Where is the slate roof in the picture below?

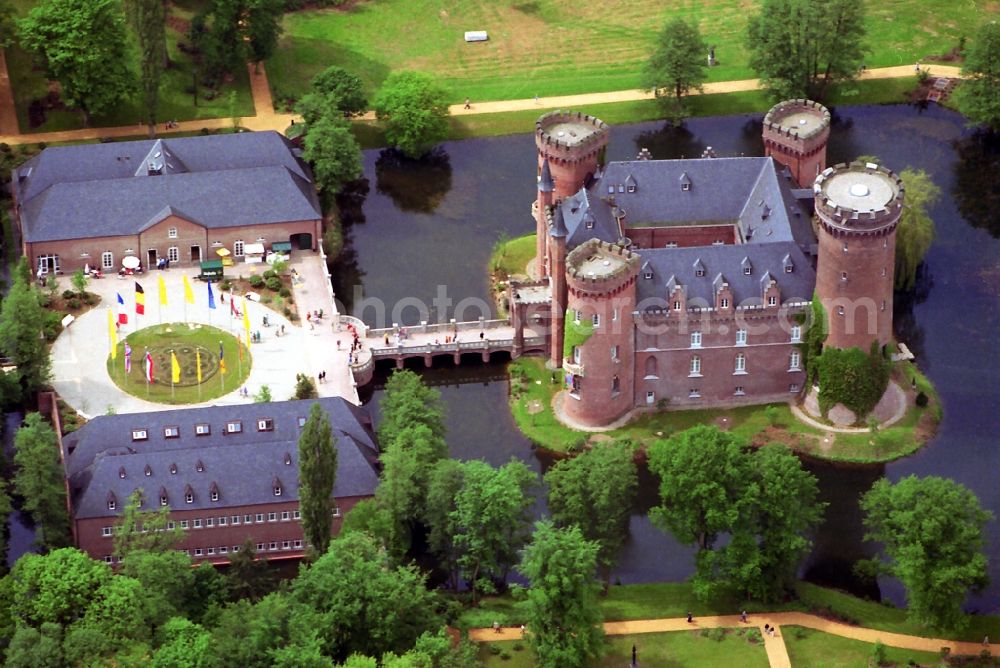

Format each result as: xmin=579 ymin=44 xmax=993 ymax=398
xmin=63 ymin=397 xmax=379 ymax=520
xmin=555 ymin=157 xmax=815 ymax=252
xmin=635 ymin=241 xmax=816 ymax=308
xmin=13 ymin=131 xmax=321 ymax=244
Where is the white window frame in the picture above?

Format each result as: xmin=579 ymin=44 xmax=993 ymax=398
xmin=101 ymin=526 xmax=113 ymax=537
xmin=101 ymin=251 xmax=114 ymax=269
xmin=168 ymin=227 xmax=178 ymax=239
xmin=734 ymin=386 xmax=746 ymax=396
xmin=736 ymin=329 xmax=747 ymax=346
xmin=720 ymin=298 xmax=730 ymax=309
xmin=185 ymin=493 xmax=194 ymax=504
xmin=611 ymin=345 xmax=619 ymax=362
xmin=690 ymin=355 xmax=702 ymax=376
xmin=789 ymin=351 xmax=801 ymax=371
xmin=234 ymin=240 xmax=245 ymax=257
xmin=591 ymin=313 xmax=600 ymax=328
xmin=735 ymin=353 xmax=747 ymax=374
xmin=193 ymin=519 xmax=202 ymax=528
xmin=768 ymin=295 xmax=778 ymax=306
xmin=690 ymin=332 xmax=702 ymax=348
xmin=167 ymin=247 xmax=180 ymax=263
xmin=790 ymin=325 xmax=801 ymax=342
xmin=572 ymin=346 xmax=582 ymax=365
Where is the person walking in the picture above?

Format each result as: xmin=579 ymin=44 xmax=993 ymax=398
xmin=686 ymin=612 xmax=693 ymax=624
xmin=464 ymin=98 xmax=472 ymax=109
xmin=740 ymin=610 xmax=748 ymax=623
xmin=492 ymin=620 xmax=501 ymax=634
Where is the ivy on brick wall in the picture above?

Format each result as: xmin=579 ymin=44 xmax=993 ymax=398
xmin=562 ymin=315 xmax=595 ymax=361
xmin=816 ymin=341 xmax=891 ymax=419
xmin=797 ymin=295 xmax=827 ymax=387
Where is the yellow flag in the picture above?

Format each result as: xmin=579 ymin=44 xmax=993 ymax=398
xmin=171 ymin=351 xmax=181 ymax=384
xmin=242 ymin=297 xmax=251 ymax=341
xmin=107 ymin=308 xmax=118 ymax=360
xmin=196 ymin=348 xmax=202 ymax=383
xmin=158 ymin=275 xmax=168 ymax=306
xmin=182 ymin=274 xmax=195 ymax=305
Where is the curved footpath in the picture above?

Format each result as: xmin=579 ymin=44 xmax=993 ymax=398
xmin=470 ymin=612 xmax=996 ymax=668
xmin=0 ymin=62 xmax=963 ymax=147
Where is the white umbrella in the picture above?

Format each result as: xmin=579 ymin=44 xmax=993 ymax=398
xmin=122 ymin=256 xmax=141 ymax=270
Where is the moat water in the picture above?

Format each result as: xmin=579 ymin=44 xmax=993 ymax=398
xmin=336 ymin=103 xmax=1000 ymax=611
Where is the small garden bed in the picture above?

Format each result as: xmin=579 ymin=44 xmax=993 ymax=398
xmin=219 ymin=268 xmax=300 ymax=323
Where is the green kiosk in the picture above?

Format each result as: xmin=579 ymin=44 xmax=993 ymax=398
xmin=197 ymin=259 xmax=224 ymax=282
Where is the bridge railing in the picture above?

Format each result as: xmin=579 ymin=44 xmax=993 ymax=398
xmin=370 ymin=337 xmax=518 ymax=358
xmin=367 ymin=318 xmax=510 ymax=338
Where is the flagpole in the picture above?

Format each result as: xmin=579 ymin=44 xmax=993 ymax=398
xmin=170 ymin=349 xmax=175 ymax=400
xmin=229 ymin=288 xmax=234 ymax=333
xmin=145 ymin=348 xmax=150 ymax=397
xmin=219 ymin=340 xmax=225 ymax=394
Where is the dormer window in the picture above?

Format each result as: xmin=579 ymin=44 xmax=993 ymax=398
xmin=785 ymin=264 xmax=793 ymax=273
xmin=273 ymin=478 xmax=283 ymax=497
xmin=741 ymin=258 xmax=752 ymax=276
xmin=144 ymin=464 xmax=152 ymax=477
xmin=118 ymin=467 xmax=126 ymax=479
xmin=695 ymin=268 xmax=705 ymax=277
xmin=617 ymin=184 xmax=624 ymax=193
xmin=170 ymin=462 xmax=177 ymax=474
xmin=673 ymin=301 xmax=682 ymax=311
xmin=159 ymin=489 xmax=168 ymax=506
xmin=226 ymin=421 xmax=242 ymax=434
xmin=210 ymin=483 xmax=220 ymax=502
xmin=196 ymin=459 xmax=204 ymax=473
xmin=720 ymin=298 xmax=730 ymax=309
xmin=627 ymin=184 xmax=636 ymax=193
xmin=768 ymin=296 xmax=778 ymax=306
xmin=297 ymin=417 xmax=307 ymax=427
xmin=164 ymin=426 xmax=179 ymax=439
xmin=644 ymin=270 xmax=652 ymax=279
xmin=107 ymin=493 xmax=117 ymax=511
xmin=607 ymin=184 xmax=614 ymax=194
xmin=184 ymin=485 xmax=194 ymax=504
xmin=744 ymin=267 xmax=751 ymax=275
xmin=257 ymin=418 xmax=273 ymax=432
xmin=761 ymin=205 xmax=771 ymax=219
xmin=132 ymin=429 xmax=148 ymax=441
xmin=679 ymin=173 xmax=692 ymax=191
xmin=682 ymin=183 xmax=691 ymax=192
xmin=284 ymin=452 xmax=292 ymax=466
xmin=195 ymin=423 xmax=210 ymax=436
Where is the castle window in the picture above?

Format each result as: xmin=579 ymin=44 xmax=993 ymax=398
xmin=611 ymin=345 xmax=619 ymax=362
xmin=170 ymin=463 xmax=177 ymax=474
xmin=790 ymin=325 xmax=801 ymax=342
xmin=592 ymin=313 xmax=600 ymax=328
xmin=689 ymin=356 xmax=702 ymax=376
xmin=734 ymin=353 xmax=747 ymax=374
xmin=644 ymin=356 xmax=658 ymax=379
xmin=611 ymin=375 xmax=620 ymax=396
xmin=572 ymin=346 xmax=581 ymax=365
xmin=843 ymin=242 xmax=848 ymax=253
xmin=211 ymin=490 xmax=219 ymax=502
xmin=736 ymin=329 xmax=747 ymax=346
xmin=720 ymin=298 xmax=730 ymax=309
xmin=219 ymin=516 xmax=227 ymax=525
xmin=144 ymin=464 xmax=152 ymax=476
xmin=196 ymin=460 xmax=204 ymax=472
xmin=841 ymin=271 xmax=848 ymax=282
xmin=608 ymin=185 xmax=615 ymax=194
xmin=768 ymin=296 xmax=778 ymax=306
xmin=744 ymin=266 xmax=751 ymax=275
xmin=646 ymin=391 xmax=655 ymax=405
xmin=185 ymin=492 xmax=194 ymax=504
xmin=695 ymin=268 xmax=705 ymax=277
xmin=785 ymin=264 xmax=794 ymax=273
xmin=790 ymin=351 xmax=801 ymax=370
xmin=673 ymin=300 xmax=682 ymax=311
xmin=881 ymin=267 xmax=887 ymax=277
xmin=734 ymin=386 xmax=746 ymax=396
xmin=881 ymin=300 xmax=886 ymax=311
xmin=273 ymin=484 xmax=282 ymax=497
xmin=644 ymin=270 xmax=653 ymax=279
xmin=102 ymin=526 xmax=113 ymax=537
xmin=118 ymin=467 xmax=126 ymax=479
xmin=160 ymin=493 xmax=168 ymax=506
xmin=612 ymin=308 xmax=618 ymax=321
xmin=690 ymin=332 xmax=702 ymax=348
xmin=883 ymin=238 xmax=888 ymax=249
xmin=107 ymin=497 xmax=117 ymax=511
xmin=618 ymin=184 xmax=624 ymax=193
xmin=573 ymin=309 xmax=581 ymax=324
xmin=627 ymin=184 xmax=636 ymax=193
xmin=179 ymin=520 xmax=188 ymax=529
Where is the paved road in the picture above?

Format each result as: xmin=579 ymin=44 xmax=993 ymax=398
xmin=0 ymin=60 xmax=964 ymax=146
xmin=470 ymin=611 xmax=996 ymax=667
xmin=49 ymin=254 xmax=356 ymax=418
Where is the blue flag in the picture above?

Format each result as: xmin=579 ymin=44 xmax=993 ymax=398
xmin=207 ymin=281 xmax=216 ymax=310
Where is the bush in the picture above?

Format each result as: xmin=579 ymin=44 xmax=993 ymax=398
xmin=512 ymin=643 xmax=524 ymax=652
xmin=499 ymin=650 xmax=511 ymax=661
xmin=871 ymin=640 xmax=887 ymax=666
xmin=62 ymin=289 xmax=75 ymax=300
xmin=248 ymin=274 xmax=264 ymax=288
xmin=745 ymin=628 xmax=763 ymax=644
xmin=218 ymin=279 xmax=231 ymax=292
xmin=283 ymin=307 xmax=292 ymax=319
xmin=262 ymin=269 xmax=277 ymax=280
xmin=265 ymin=276 xmax=282 ymax=292
xmin=700 ymin=627 xmax=727 ymax=642
xmin=487 ymin=646 xmax=501 ymax=656
xmin=67 ymin=298 xmax=81 ymax=310
xmin=816 ymin=341 xmax=891 ymax=419
xmin=278 ymin=287 xmax=291 ymax=298
xmin=763 ymin=405 xmax=781 ymax=427
xmin=82 ymin=293 xmax=97 ymax=305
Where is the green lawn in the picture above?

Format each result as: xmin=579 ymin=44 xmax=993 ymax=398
xmin=105 ymin=323 xmax=251 ymax=405
xmin=783 ymin=626 xmax=949 ymax=667
xmin=491 ymin=233 xmax=536 ymax=280
xmin=270 ymin=0 xmax=990 ymax=104
xmin=6 ymin=0 xmax=254 ymax=134
xmin=479 ymin=629 xmax=768 ymax=668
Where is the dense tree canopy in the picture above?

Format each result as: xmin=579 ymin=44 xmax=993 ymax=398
xmin=423 ymin=459 xmax=465 ymax=591
xmin=895 ymin=168 xmax=941 ymax=291
xmin=12 ymin=413 xmax=70 ymax=551
xmin=302 ymin=115 xmax=363 ymax=197
xmin=746 ymin=0 xmax=866 ymax=101
xmin=861 ymin=475 xmax=992 ymax=630
xmin=123 ymin=0 xmax=167 ymax=136
xmin=298 ymin=402 xmax=338 ymax=556
xmin=0 ymin=0 xmax=18 ymax=49
xmin=545 ymin=442 xmax=637 ymax=591
xmin=642 ymin=18 xmax=709 ymax=118
xmin=0 ymin=263 xmax=52 ymax=401
xmin=373 ymin=71 xmax=450 ymax=158
xmin=957 ymin=21 xmax=1000 ymax=132
xmin=18 ymin=0 xmax=136 ymax=123
xmin=298 ymin=66 xmax=368 ymax=121
xmin=520 ymin=522 xmax=604 ymax=668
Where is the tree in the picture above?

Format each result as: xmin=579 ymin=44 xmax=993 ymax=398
xmin=150 ymin=617 xmax=212 ymax=668
xmin=124 ymin=0 xmax=167 ymax=137
xmin=519 ymin=522 xmax=604 ymax=668
xmin=453 ymin=459 xmax=536 ymax=602
xmin=895 ymin=168 xmax=940 ymax=291
xmin=113 ymin=489 xmax=184 ymax=558
xmin=208 ymin=593 xmax=294 ymax=668
xmin=302 ymin=114 xmax=363 ymax=196
xmin=545 ymin=442 xmax=638 ymax=592
xmin=13 ymin=412 xmax=70 ymax=550
xmin=9 ymin=548 xmax=111 ymax=628
xmin=70 ymin=269 xmax=88 ymax=295
xmin=378 ymin=369 xmax=446 ymax=444
xmin=121 ymin=550 xmax=196 ymax=628
xmin=373 ymin=71 xmax=450 ymax=158
xmin=293 ymin=373 xmax=318 ymax=399
xmin=195 ymin=0 xmax=245 ymax=82
xmin=746 ymin=0 xmax=866 ymax=101
xmin=423 ymin=459 xmax=465 ymax=591
xmin=246 ymin=0 xmax=284 ymax=67
xmin=0 ymin=481 xmax=13 ymax=572
xmin=4 ymin=623 xmax=64 ymax=668
xmin=0 ymin=263 xmax=52 ymax=400
xmin=860 ymin=475 xmax=992 ymax=630
xmin=298 ymin=401 xmax=338 ymax=555
xmin=642 ymin=18 xmax=708 ymax=119
xmin=290 ymin=531 xmax=440 ymax=662
xmin=18 ymin=0 xmax=135 ymax=124
xmin=0 ymin=0 xmax=17 ymax=49
xmin=254 ymin=384 xmax=272 ymax=403
xmin=305 ymin=66 xmax=368 ymax=118
xmin=957 ymin=21 xmax=1000 ymax=131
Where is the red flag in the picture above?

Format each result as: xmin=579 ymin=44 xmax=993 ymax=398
xmin=230 ymin=295 xmax=237 ymax=317
xmin=135 ymin=282 xmax=146 ymax=315
xmin=116 ymin=293 xmax=128 ymax=324
xmin=145 ymin=351 xmax=154 ymax=382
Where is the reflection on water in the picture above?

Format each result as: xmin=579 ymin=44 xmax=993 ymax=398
xmin=375 ymin=149 xmax=453 ymax=214
xmin=339 ymin=103 xmax=1000 ymax=611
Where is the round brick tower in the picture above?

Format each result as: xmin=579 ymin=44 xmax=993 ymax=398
xmin=561 ymin=239 xmax=640 ymax=428
xmin=762 ymin=99 xmax=831 ymax=188
xmin=814 ymin=162 xmax=904 ymax=351
xmin=534 ymin=111 xmax=609 ymax=277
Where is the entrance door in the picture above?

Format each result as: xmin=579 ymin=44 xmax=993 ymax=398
xmin=190 ymin=245 xmax=201 ymax=263
xmin=37 ymin=254 xmax=60 ymax=274
xmin=290 ymin=233 xmax=312 ymax=251
xmin=147 ymin=249 xmax=158 ymax=268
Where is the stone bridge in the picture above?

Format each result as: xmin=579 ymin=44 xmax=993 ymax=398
xmin=339 ymin=316 xmax=548 ymax=387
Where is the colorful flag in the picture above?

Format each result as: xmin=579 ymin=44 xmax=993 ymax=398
xmin=242 ymin=297 xmax=251 ymax=341
xmin=107 ymin=308 xmax=118 ymax=360
xmin=196 ymin=348 xmax=202 ymax=383
xmin=230 ymin=294 xmax=238 ymax=317
xmin=145 ymin=351 xmax=154 ymax=383
xmin=219 ymin=341 xmax=226 ymax=375
xmin=182 ymin=274 xmax=195 ymax=305
xmin=207 ymin=282 xmax=216 ymax=310
xmin=135 ymin=282 xmax=145 ymax=315
xmin=158 ymin=275 xmax=168 ymax=307
xmin=171 ymin=351 xmax=181 ymax=384
xmin=124 ymin=342 xmax=132 ymax=374
xmin=116 ymin=293 xmax=128 ymax=325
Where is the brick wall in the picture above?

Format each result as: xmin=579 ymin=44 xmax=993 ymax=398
xmin=628 ymin=225 xmax=737 ymax=249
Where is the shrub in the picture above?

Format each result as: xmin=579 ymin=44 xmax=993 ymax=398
xmin=871 ymin=640 xmax=886 ymax=667
xmin=82 ymin=293 xmax=97 ymax=305
xmin=248 ymin=274 xmax=264 ymax=288
xmin=218 ymin=279 xmax=231 ymax=292
xmin=62 ymin=289 xmax=75 ymax=300
xmin=764 ymin=405 xmax=781 ymax=427
xmin=262 ymin=269 xmax=277 ymax=280
xmin=283 ymin=307 xmax=292 ymax=319
xmin=816 ymin=341 xmax=891 ymax=419
xmin=499 ymin=650 xmax=511 ymax=660
xmin=512 ymin=643 xmax=524 ymax=652
xmin=265 ymin=276 xmax=282 ymax=292
xmin=278 ymin=287 xmax=291 ymax=298
xmin=700 ymin=627 xmax=726 ymax=642
xmin=67 ymin=298 xmax=81 ymax=310
xmin=487 ymin=646 xmax=501 ymax=656
xmin=745 ymin=628 xmax=763 ymax=644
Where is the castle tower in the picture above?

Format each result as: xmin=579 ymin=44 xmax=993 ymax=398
xmin=814 ymin=162 xmax=904 ymax=351
xmin=762 ymin=99 xmax=831 ymax=188
xmin=561 ymin=239 xmax=640 ymax=428
xmin=549 ymin=207 xmax=568 ymax=368
xmin=534 ymin=111 xmax=609 ymax=277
